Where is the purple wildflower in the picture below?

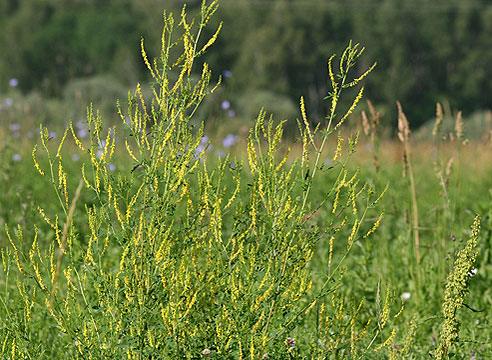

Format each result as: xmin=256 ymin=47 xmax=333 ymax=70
xmin=195 ymin=144 xmax=206 ymax=156
xmin=5 ymin=98 xmax=13 ymax=108
xmin=221 ymin=100 xmax=230 ymax=110
xmin=12 ymin=154 xmax=21 ymax=162
xmin=109 ymin=163 xmax=116 ymax=171
xmin=10 ymin=123 xmax=20 ymax=132
xmin=223 ymin=70 xmax=232 ymax=78
xmin=222 ymin=134 xmax=238 ymax=148
xmin=227 ymin=109 xmax=236 ymax=117
xmin=78 ymin=128 xmax=87 ymax=139
xmin=9 ymin=78 xmax=18 ymax=87
xmin=124 ymin=116 xmax=132 ymax=128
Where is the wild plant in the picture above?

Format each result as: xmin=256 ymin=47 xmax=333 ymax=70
xmin=361 ymin=99 xmax=380 ymax=173
xmin=435 ymin=215 xmax=481 ymax=359
xmin=5 ymin=1 xmax=480 ymax=359
xmin=396 ymin=102 xmax=422 ymax=304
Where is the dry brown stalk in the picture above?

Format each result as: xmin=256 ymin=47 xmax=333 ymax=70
xmin=433 ymin=103 xmax=443 ymax=137
xmin=361 ymin=100 xmax=380 ymax=172
xmin=397 ymin=102 xmax=421 ymax=292
xmin=454 ymin=111 xmax=464 ymax=140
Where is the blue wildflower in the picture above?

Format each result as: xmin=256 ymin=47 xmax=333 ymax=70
xmin=221 ymin=100 xmax=230 ymax=110
xmin=222 ymin=134 xmax=238 ymax=148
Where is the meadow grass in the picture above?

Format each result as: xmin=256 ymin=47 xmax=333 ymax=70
xmin=1 ymin=1 xmax=491 ymax=359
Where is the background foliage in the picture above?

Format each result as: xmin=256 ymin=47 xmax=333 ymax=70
xmin=2 ymin=0 xmax=492 ymax=128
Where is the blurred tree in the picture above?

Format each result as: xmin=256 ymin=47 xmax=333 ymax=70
xmin=1 ymin=0 xmax=492 ymax=129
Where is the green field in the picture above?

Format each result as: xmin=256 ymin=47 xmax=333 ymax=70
xmin=1 ymin=2 xmax=492 ymax=359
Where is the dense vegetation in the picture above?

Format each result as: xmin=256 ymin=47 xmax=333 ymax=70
xmin=2 ymin=0 xmax=492 ymax=127
xmin=1 ymin=1 xmax=491 ymax=359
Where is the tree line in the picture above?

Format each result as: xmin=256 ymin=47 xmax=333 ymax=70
xmin=1 ymin=0 xmax=491 ymax=127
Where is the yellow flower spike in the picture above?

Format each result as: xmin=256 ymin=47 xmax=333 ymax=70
xmin=374 ymin=328 xmax=396 ymax=351
xmin=334 ymin=86 xmax=365 ymax=131
xmin=38 ymin=207 xmax=56 ymax=229
xmin=102 ymin=225 xmax=110 ymax=255
xmin=50 ymin=242 xmax=56 ymax=284
xmin=62 ymin=170 xmax=69 ymax=209
xmin=29 ymin=226 xmax=38 ymax=262
xmin=11 ymin=338 xmax=15 ymax=360
xmin=58 ymin=160 xmax=64 ymax=189
xmin=333 ymin=132 xmax=343 ymax=161
xmin=94 ymin=164 xmax=100 ymax=191
xmin=107 ymin=183 xmax=113 ymax=205
xmin=364 ymin=212 xmax=384 ymax=238
xmin=247 ymin=137 xmax=258 ymax=175
xmin=39 ymin=124 xmax=48 ymax=149
xmin=141 ymin=38 xmax=157 ymax=80
xmin=300 ymin=97 xmax=315 ymax=146
xmin=1 ymin=249 xmax=6 ymax=272
xmin=64 ymin=266 xmax=73 ymax=289
xmin=381 ymin=285 xmax=391 ymax=328
xmin=125 ymin=138 xmax=138 ymax=162
xmin=5 ymin=227 xmax=29 ymax=276
xmin=356 ymin=319 xmax=371 ymax=342
xmin=253 ymin=282 xmax=274 ymax=311
xmin=328 ymin=54 xmax=337 ymax=91
xmin=305 ymin=299 xmax=317 ymax=315
xmin=147 ymin=329 xmax=154 ymax=348
xmin=56 ymin=127 xmax=69 ymax=158
xmin=81 ymin=163 xmax=91 ymax=189
xmin=103 ymin=127 xmax=112 ymax=159
xmin=344 ymin=168 xmax=359 ymax=187
xmin=33 ymin=261 xmax=48 ymax=293
xmin=373 ymin=182 xmax=389 ymax=205
xmin=136 ymin=83 xmax=149 ymax=124
xmin=250 ymin=336 xmax=256 ymax=360
xmin=32 ymin=144 xmax=45 ymax=176
xmin=134 ymin=212 xmax=145 ymax=247
xmin=347 ymin=218 xmax=359 ymax=249
xmin=126 ymin=183 xmax=144 ymax=224
xmin=394 ymin=302 xmax=405 ymax=319
xmin=70 ymin=121 xmax=85 ymax=151
xmin=54 ymin=215 xmax=64 ymax=252
xmin=197 ymin=22 xmax=222 ymax=57
xmin=346 ymin=62 xmax=377 ymax=88
xmin=332 ymin=188 xmax=341 ymax=214
xmin=327 ymin=235 xmax=335 ymax=269
xmin=347 ymin=180 xmax=360 ymax=215
xmin=340 ymin=43 xmax=351 ymax=75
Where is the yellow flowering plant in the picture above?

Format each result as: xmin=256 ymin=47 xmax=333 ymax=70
xmin=3 ymin=1 xmax=465 ymax=359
